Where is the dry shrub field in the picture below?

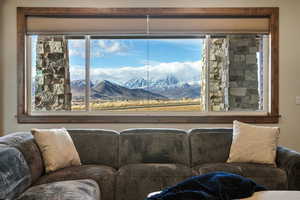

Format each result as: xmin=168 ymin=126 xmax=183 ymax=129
xmin=72 ymin=98 xmax=202 ymax=111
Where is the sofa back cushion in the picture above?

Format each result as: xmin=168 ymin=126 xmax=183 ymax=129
xmin=189 ymin=128 xmax=233 ymax=167
xmin=68 ymin=129 xmax=119 ymax=169
xmin=119 ymin=128 xmax=189 ymax=166
xmin=0 ymin=132 xmax=44 ymax=183
xmin=0 ymin=144 xmax=31 ymax=200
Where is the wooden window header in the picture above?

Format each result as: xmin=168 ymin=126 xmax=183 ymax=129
xmin=27 ymin=16 xmax=269 ymax=34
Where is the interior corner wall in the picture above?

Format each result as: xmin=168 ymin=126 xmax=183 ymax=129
xmin=0 ymin=0 xmax=6 ymax=136
xmin=1 ymin=0 xmax=300 ymax=151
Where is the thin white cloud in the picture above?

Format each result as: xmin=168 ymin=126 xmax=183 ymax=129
xmin=97 ymin=40 xmax=128 ymax=54
xmin=70 ymin=65 xmax=85 ymax=80
xmin=68 ymin=39 xmax=104 ymax=58
xmin=69 ymin=48 xmax=85 ymax=58
xmin=68 ymin=40 xmax=85 ymax=58
xmin=70 ymin=40 xmax=85 ymax=48
xmin=91 ymin=49 xmax=103 ymax=58
xmin=70 ymin=61 xmax=202 ymax=85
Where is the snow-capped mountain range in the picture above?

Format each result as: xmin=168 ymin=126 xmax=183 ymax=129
xmin=71 ymin=74 xmax=201 ymax=100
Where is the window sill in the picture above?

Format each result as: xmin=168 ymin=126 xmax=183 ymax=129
xmin=17 ymin=113 xmax=280 ymax=124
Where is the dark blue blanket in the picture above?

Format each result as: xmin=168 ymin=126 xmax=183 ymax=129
xmin=146 ymin=172 xmax=266 ymax=200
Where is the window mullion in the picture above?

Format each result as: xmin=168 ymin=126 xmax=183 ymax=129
xmin=263 ymin=35 xmax=270 ymax=113
xmin=205 ymin=35 xmax=210 ymax=112
xmin=27 ymin=35 xmax=32 ymax=115
xmin=85 ymin=35 xmax=91 ymax=112
xmin=224 ymin=36 xmax=230 ymax=111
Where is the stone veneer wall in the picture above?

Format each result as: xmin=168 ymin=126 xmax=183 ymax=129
xmin=200 ymin=35 xmax=261 ymax=111
xmin=34 ymin=36 xmax=71 ymax=111
xmin=208 ymin=38 xmax=229 ymax=111
xmin=228 ymin=35 xmax=259 ymax=111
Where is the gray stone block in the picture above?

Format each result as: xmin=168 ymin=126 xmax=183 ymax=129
xmin=245 ymin=70 xmax=257 ymax=81
xmin=229 ymin=88 xmax=247 ymax=97
xmin=246 ymin=55 xmax=257 ymax=64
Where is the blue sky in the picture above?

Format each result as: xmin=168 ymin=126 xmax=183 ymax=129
xmin=67 ymin=38 xmax=203 ymax=68
xmin=89 ymin=39 xmax=203 ymax=68
xmin=32 ymin=36 xmax=204 ymax=84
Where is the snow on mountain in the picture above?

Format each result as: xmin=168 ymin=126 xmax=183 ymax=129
xmin=70 ymin=80 xmax=94 ymax=100
xmin=125 ymin=74 xmax=182 ymax=89
xmin=71 ymin=80 xmax=94 ymax=91
xmin=123 ymin=74 xmax=201 ymax=99
xmin=124 ymin=78 xmax=148 ymax=89
xmin=124 ymin=74 xmax=200 ymax=89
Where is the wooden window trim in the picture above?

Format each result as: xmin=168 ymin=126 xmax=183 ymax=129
xmin=17 ymin=7 xmax=280 ymax=124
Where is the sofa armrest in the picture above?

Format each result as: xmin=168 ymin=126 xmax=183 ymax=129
xmin=276 ymin=146 xmax=300 ymax=190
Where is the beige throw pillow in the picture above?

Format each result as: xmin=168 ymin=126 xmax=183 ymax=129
xmin=227 ymin=120 xmax=280 ymax=165
xmin=31 ymin=128 xmax=81 ymax=173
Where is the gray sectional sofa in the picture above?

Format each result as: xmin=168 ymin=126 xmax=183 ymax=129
xmin=1 ymin=128 xmax=300 ymax=200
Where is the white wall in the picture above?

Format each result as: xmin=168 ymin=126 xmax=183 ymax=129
xmin=1 ymin=0 xmax=300 ymax=151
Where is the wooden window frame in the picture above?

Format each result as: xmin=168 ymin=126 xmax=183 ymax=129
xmin=17 ymin=7 xmax=279 ymax=124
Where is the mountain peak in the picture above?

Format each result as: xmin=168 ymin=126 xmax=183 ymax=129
xmin=165 ymin=74 xmax=179 ymax=85
xmin=102 ymin=80 xmax=112 ymax=84
xmin=124 ymin=78 xmax=148 ymax=89
xmin=70 ymin=79 xmax=94 ymax=88
xmin=99 ymin=80 xmax=114 ymax=86
xmin=91 ymin=79 xmax=167 ymax=100
xmin=124 ymin=74 xmax=180 ymax=89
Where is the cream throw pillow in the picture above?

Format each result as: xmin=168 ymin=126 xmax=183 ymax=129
xmin=31 ymin=128 xmax=81 ymax=173
xmin=227 ymin=120 xmax=280 ymax=165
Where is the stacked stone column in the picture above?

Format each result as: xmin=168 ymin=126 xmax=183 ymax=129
xmin=200 ymin=38 xmax=229 ymax=112
xmin=34 ymin=36 xmax=71 ymax=111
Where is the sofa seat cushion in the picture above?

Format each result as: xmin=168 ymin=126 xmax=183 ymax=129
xmin=194 ymin=163 xmax=288 ymax=190
xmin=116 ymin=163 xmax=193 ymax=200
xmin=195 ymin=162 xmax=243 ymax=176
xmin=16 ymin=179 xmax=100 ymax=200
xmin=34 ymin=165 xmax=115 ymax=200
xmin=236 ymin=163 xmax=288 ymax=190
